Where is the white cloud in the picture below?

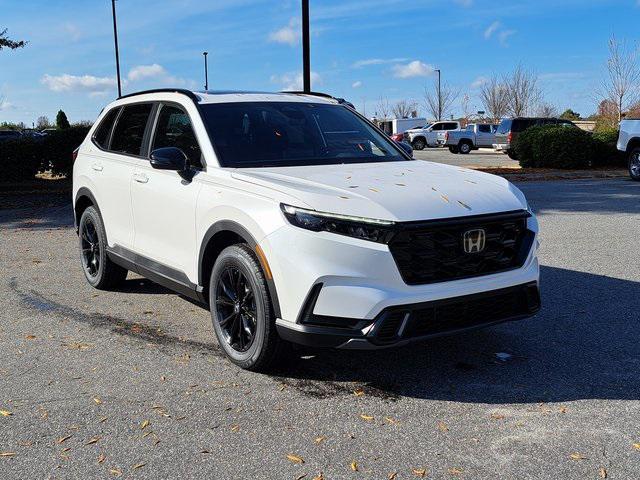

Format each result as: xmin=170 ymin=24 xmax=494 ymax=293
xmin=271 ymin=71 xmax=322 ymax=91
xmin=269 ymin=18 xmax=299 ymax=46
xmin=352 ymin=58 xmax=408 ymax=68
xmin=41 ymin=74 xmax=117 ymax=94
xmin=127 ymin=64 xmax=166 ymax=82
xmin=484 ymin=21 xmax=500 ymax=39
xmin=0 ymin=98 xmax=15 ymax=111
xmin=392 ymin=60 xmax=434 ymax=79
xmin=352 ymin=81 xmax=362 ymax=88
xmin=498 ymin=30 xmax=516 ymax=46
xmin=471 ymin=76 xmax=488 ymax=89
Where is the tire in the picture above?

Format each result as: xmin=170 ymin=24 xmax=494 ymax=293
xmin=507 ymin=149 xmax=519 ymax=161
xmin=448 ymin=146 xmax=459 ymax=154
xmin=412 ymin=138 xmax=426 ymax=151
xmin=458 ymin=142 xmax=472 ymax=154
xmin=209 ymin=244 xmax=284 ymax=371
xmin=628 ymin=147 xmax=640 ymax=181
xmin=78 ymin=206 xmax=128 ymax=289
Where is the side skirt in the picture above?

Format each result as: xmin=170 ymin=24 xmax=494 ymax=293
xmin=107 ymin=245 xmax=206 ymax=304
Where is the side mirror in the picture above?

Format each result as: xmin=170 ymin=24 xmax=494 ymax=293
xmin=395 ymin=140 xmax=413 ymax=158
xmin=150 ymin=147 xmax=189 ymax=171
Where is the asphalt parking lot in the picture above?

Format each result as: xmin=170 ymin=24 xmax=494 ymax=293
xmin=413 ymin=147 xmax=520 ymax=169
xmin=1 ymin=177 xmax=640 ymax=479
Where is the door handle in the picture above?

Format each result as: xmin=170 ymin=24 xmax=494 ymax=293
xmin=133 ymin=173 xmax=149 ymax=184
xmin=92 ymin=164 xmax=103 ymax=172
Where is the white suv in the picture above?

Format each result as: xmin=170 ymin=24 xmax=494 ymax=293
xmin=73 ymin=89 xmax=540 ymax=371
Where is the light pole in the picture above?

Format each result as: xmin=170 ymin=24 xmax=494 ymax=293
xmin=302 ymin=0 xmax=311 ymax=93
xmin=203 ymin=52 xmax=209 ymax=91
xmin=111 ymin=0 xmax=122 ymax=98
xmin=435 ymin=68 xmax=441 ymax=121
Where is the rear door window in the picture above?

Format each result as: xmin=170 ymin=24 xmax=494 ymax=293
xmin=93 ymin=107 xmax=120 ymax=149
xmin=443 ymin=123 xmax=458 ymax=130
xmin=478 ymin=124 xmax=491 ymax=133
xmin=110 ymin=103 xmax=153 ymax=156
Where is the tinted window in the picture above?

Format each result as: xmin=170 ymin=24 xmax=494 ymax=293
xmin=93 ymin=108 xmax=120 ymax=149
xmin=110 ymin=103 xmax=153 ymax=156
xmin=496 ymin=119 xmax=512 ymax=134
xmin=200 ymin=102 xmax=405 ymax=168
xmin=478 ymin=124 xmax=491 ymax=133
xmin=443 ymin=123 xmax=458 ymax=130
xmin=431 ymin=123 xmax=443 ymax=131
xmin=152 ymin=104 xmax=202 ymax=168
xmin=511 ymin=119 xmax=536 ymax=132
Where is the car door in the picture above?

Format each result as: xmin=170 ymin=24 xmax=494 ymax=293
xmin=427 ymin=123 xmax=442 ymax=146
xmin=130 ymin=102 xmax=203 ymax=280
xmin=476 ymin=124 xmax=494 ymax=147
xmin=86 ymin=105 xmax=151 ymax=250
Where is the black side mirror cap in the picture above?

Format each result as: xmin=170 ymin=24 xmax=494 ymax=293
xmin=150 ymin=147 xmax=189 ymax=171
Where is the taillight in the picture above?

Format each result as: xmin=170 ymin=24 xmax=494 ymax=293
xmin=445 ymin=132 xmax=449 ymax=141
xmin=72 ymin=147 xmax=79 ymax=162
xmin=507 ymin=132 xmax=513 ymax=144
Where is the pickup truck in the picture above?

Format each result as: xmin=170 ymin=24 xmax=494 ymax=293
xmin=403 ymin=121 xmax=461 ymax=150
xmin=617 ymin=119 xmax=640 ymax=181
xmin=444 ymin=123 xmax=496 ymax=154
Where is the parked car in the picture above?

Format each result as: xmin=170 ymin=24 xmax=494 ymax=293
xmin=73 ymin=89 xmax=540 ymax=371
xmin=21 ymin=129 xmax=46 ymax=141
xmin=493 ymin=117 xmax=576 ymax=160
xmin=377 ymin=118 xmax=428 ymax=137
xmin=444 ymin=123 xmax=497 ymax=154
xmin=617 ymin=119 xmax=640 ymax=181
xmin=40 ymin=128 xmax=57 ymax=135
xmin=0 ymin=130 xmax=23 ymax=143
xmin=404 ymin=121 xmax=461 ymax=150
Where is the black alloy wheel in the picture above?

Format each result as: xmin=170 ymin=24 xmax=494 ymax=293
xmin=629 ymin=147 xmax=640 ymax=181
xmin=215 ymin=266 xmax=257 ymax=353
xmin=80 ymin=217 xmax=101 ymax=278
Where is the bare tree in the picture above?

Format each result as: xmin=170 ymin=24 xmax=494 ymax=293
xmin=375 ymin=96 xmax=391 ymax=121
xmin=503 ymin=65 xmax=540 ymax=117
xmin=479 ymin=75 xmax=509 ymax=123
xmin=36 ymin=116 xmax=51 ymax=130
xmin=536 ymin=102 xmax=558 ymax=118
xmin=391 ymin=99 xmax=418 ymax=119
xmin=460 ymin=93 xmax=472 ymax=125
xmin=424 ymin=79 xmax=458 ymax=120
xmin=599 ymin=35 xmax=640 ymax=122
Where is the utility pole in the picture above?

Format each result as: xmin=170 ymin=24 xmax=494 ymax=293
xmin=302 ymin=0 xmax=311 ymax=93
xmin=203 ymin=52 xmax=209 ymax=91
xmin=435 ymin=68 xmax=441 ymax=121
xmin=111 ymin=0 xmax=122 ymax=98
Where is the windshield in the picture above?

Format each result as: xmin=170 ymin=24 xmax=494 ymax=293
xmin=496 ymin=119 xmax=512 ymax=134
xmin=200 ymin=102 xmax=406 ymax=167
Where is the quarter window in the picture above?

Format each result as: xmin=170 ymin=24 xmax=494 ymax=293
xmin=151 ymin=105 xmax=202 ymax=168
xmin=93 ymin=107 xmax=120 ymax=149
xmin=478 ymin=125 xmax=491 ymax=133
xmin=110 ymin=103 xmax=153 ymax=156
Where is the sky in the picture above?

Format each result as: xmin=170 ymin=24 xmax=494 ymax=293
xmin=1 ymin=0 xmax=640 ymax=126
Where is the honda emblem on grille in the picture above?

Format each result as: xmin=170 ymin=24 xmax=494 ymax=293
xmin=463 ymin=229 xmax=486 ymax=253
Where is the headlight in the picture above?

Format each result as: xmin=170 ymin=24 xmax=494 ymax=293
xmin=281 ymin=204 xmax=395 ymax=244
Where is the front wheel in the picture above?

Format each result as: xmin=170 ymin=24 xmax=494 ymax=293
xmin=628 ymin=147 xmax=640 ymax=181
xmin=411 ymin=138 xmax=426 ymax=150
xmin=448 ymin=146 xmax=459 ymax=154
xmin=209 ymin=244 xmax=284 ymax=371
xmin=458 ymin=142 xmax=472 ymax=154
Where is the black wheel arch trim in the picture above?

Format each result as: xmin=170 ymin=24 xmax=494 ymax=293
xmin=74 ymin=187 xmax=99 ymax=232
xmin=626 ymin=137 xmax=640 ymax=152
xmin=198 ymin=220 xmax=281 ymax=318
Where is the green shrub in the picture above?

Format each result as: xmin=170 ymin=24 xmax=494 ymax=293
xmin=0 ymin=125 xmax=90 ymax=182
xmin=515 ymin=124 xmax=623 ymax=169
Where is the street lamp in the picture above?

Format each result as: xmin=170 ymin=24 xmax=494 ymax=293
xmin=302 ymin=0 xmax=311 ymax=93
xmin=111 ymin=0 xmax=122 ymax=98
xmin=435 ymin=68 xmax=441 ymax=121
xmin=203 ymin=52 xmax=209 ymax=91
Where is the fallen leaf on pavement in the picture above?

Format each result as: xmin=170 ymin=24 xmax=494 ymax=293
xmin=448 ymin=468 xmax=463 ymax=475
xmin=490 ymin=413 xmax=505 ymax=420
xmin=360 ymin=414 xmax=374 ymax=421
xmin=295 ymin=475 xmax=307 ymax=480
xmin=570 ymin=453 xmax=587 ymax=460
xmin=437 ymin=421 xmax=449 ymax=432
xmin=0 ymin=410 xmax=12 ymax=417
xmin=314 ymin=436 xmax=326 ymax=445
xmin=353 ymin=389 xmax=365 ymax=397
xmin=98 ymin=454 xmax=106 ymax=464
xmin=388 ymin=472 xmax=398 ymax=479
xmin=141 ymin=420 xmax=150 ymax=430
xmin=599 ymin=467 xmax=608 ymax=478
xmin=0 ymin=452 xmax=16 ymax=457
xmin=93 ymin=397 xmax=102 ymax=405
xmin=25 ymin=335 xmax=36 ymax=340
xmin=57 ymin=435 xmax=72 ymax=444
xmin=384 ymin=417 xmax=399 ymax=425
xmin=230 ymin=424 xmax=240 ymax=432
xmin=312 ymin=473 xmax=324 ymax=480
xmin=412 ymin=468 xmax=427 ymax=477
xmin=633 ymin=443 xmax=640 ymax=451
xmin=559 ymin=406 xmax=568 ymax=414
xmin=350 ymin=461 xmax=358 ymax=471
xmin=85 ymin=437 xmax=100 ymax=445
xmin=109 ymin=468 xmax=122 ymax=476
xmin=287 ymin=454 xmax=305 ymax=464
xmin=132 ymin=463 xmax=146 ymax=470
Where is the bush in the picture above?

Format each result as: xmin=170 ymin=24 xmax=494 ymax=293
xmin=0 ymin=125 xmax=90 ymax=182
xmin=515 ymin=125 xmax=623 ymax=169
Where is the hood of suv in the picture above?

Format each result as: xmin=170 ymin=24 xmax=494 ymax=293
xmin=231 ymin=161 xmax=527 ymax=222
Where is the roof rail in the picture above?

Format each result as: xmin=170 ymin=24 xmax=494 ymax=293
xmin=282 ymin=90 xmax=355 ymax=109
xmin=117 ymin=88 xmax=199 ymax=102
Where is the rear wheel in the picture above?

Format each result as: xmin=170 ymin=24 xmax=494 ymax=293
xmin=458 ymin=142 xmax=472 ymax=154
xmin=78 ymin=206 xmax=127 ymax=289
xmin=412 ymin=138 xmax=426 ymax=150
xmin=448 ymin=146 xmax=459 ymax=154
xmin=209 ymin=244 xmax=284 ymax=371
xmin=628 ymin=147 xmax=640 ymax=181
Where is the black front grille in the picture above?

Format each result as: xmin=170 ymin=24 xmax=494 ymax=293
xmin=389 ymin=211 xmax=534 ymax=285
xmin=370 ymin=283 xmax=540 ymax=344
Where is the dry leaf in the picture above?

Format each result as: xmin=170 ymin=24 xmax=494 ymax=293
xmin=599 ymin=467 xmax=608 ymax=478
xmin=230 ymin=424 xmax=240 ymax=432
xmin=360 ymin=414 xmax=374 ymax=421
xmin=109 ymin=468 xmax=122 ymax=476
xmin=559 ymin=406 xmax=568 ymax=414
xmin=0 ymin=452 xmax=16 ymax=457
xmin=490 ymin=413 xmax=505 ymax=420
xmin=295 ymin=475 xmax=307 ymax=480
xmin=384 ymin=417 xmax=399 ymax=425
xmin=448 ymin=468 xmax=463 ymax=475
xmin=98 ymin=454 xmax=106 ymax=464
xmin=353 ymin=389 xmax=365 ymax=397
xmin=61 ymin=447 xmax=71 ymax=453
xmin=93 ymin=397 xmax=102 ymax=405
xmin=388 ymin=473 xmax=398 ymax=480
xmin=0 ymin=410 xmax=12 ymax=417
xmin=132 ymin=463 xmax=146 ymax=470
xmin=570 ymin=453 xmax=587 ymax=460
xmin=57 ymin=435 xmax=72 ymax=444
xmin=314 ymin=436 xmax=326 ymax=445
xmin=25 ymin=335 xmax=36 ymax=340
xmin=286 ymin=454 xmax=305 ymax=464
xmin=350 ymin=461 xmax=359 ymax=471
xmin=141 ymin=420 xmax=150 ymax=430
xmin=85 ymin=437 xmax=100 ymax=445
xmin=312 ymin=474 xmax=324 ymax=480
xmin=633 ymin=443 xmax=640 ymax=451
xmin=412 ymin=468 xmax=427 ymax=477
xmin=437 ymin=421 xmax=449 ymax=432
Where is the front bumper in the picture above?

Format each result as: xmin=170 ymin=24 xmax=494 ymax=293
xmin=276 ymin=282 xmax=541 ymax=349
